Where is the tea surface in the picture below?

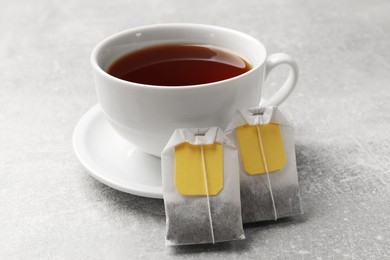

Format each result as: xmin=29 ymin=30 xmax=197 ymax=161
xmin=107 ymin=44 xmax=251 ymax=86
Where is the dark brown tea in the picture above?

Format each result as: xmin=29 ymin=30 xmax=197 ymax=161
xmin=107 ymin=44 xmax=252 ymax=86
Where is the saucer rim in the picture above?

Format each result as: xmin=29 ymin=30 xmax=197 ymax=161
xmin=72 ymin=104 xmax=163 ymax=199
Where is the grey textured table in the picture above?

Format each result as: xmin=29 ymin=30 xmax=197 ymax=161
xmin=1 ymin=0 xmax=389 ymax=259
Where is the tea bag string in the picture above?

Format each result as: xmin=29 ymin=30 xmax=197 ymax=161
xmin=256 ymin=115 xmax=278 ymax=220
xmin=197 ymin=132 xmax=215 ymax=244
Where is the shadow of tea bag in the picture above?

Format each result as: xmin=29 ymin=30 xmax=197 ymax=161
xmin=226 ymin=106 xmax=303 ymax=223
xmin=161 ymin=127 xmax=245 ymax=246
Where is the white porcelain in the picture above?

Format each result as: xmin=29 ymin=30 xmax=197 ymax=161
xmin=91 ymin=23 xmax=299 ymax=157
xmin=73 ymin=104 xmax=163 ymax=199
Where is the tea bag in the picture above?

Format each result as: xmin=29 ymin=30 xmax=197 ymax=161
xmin=226 ymin=106 xmax=303 ymax=223
xmin=161 ymin=127 xmax=245 ymax=246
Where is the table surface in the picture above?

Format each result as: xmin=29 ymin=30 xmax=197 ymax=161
xmin=1 ymin=0 xmax=389 ymax=259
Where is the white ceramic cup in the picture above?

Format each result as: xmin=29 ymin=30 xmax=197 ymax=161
xmin=91 ymin=23 xmax=299 ymax=157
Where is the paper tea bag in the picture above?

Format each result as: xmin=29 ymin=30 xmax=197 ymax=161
xmin=226 ymin=106 xmax=303 ymax=223
xmin=161 ymin=127 xmax=245 ymax=246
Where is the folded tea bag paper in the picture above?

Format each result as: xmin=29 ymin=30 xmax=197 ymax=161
xmin=162 ymin=127 xmax=245 ymax=246
xmin=226 ymin=106 xmax=303 ymax=223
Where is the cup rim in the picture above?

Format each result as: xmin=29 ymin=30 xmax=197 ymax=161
xmin=91 ymin=23 xmax=267 ymax=90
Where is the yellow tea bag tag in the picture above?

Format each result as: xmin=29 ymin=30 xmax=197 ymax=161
xmin=175 ymin=142 xmax=223 ymax=196
xmin=236 ymin=123 xmax=286 ymax=175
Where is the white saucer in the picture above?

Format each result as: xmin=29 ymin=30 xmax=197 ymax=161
xmin=73 ymin=104 xmax=163 ymax=199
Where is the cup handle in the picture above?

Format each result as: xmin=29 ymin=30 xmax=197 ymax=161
xmin=260 ymin=53 xmax=299 ymax=106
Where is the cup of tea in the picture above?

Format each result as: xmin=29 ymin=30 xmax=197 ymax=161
xmin=91 ymin=23 xmax=298 ymax=157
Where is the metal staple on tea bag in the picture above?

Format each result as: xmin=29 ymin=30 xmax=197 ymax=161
xmin=255 ymin=112 xmax=278 ymax=220
xmin=195 ymin=129 xmax=215 ymax=244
